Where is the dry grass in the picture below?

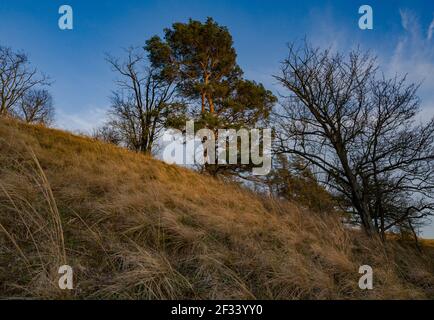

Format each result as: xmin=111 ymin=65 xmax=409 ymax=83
xmin=0 ymin=118 xmax=433 ymax=299
xmin=420 ymin=239 xmax=434 ymax=248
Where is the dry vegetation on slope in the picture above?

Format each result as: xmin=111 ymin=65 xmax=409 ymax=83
xmin=0 ymin=119 xmax=433 ymax=299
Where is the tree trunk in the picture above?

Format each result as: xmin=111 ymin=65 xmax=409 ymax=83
xmin=207 ymin=95 xmax=215 ymax=114
xmin=334 ymin=140 xmax=376 ymax=235
xmin=201 ymin=91 xmax=206 ymax=114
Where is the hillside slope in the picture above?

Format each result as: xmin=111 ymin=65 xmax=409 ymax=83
xmin=0 ymin=119 xmax=433 ymax=299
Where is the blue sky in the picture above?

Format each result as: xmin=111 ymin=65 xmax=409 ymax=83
xmin=1 ymin=0 xmax=434 ymax=237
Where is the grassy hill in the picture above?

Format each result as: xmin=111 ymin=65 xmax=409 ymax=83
xmin=0 ymin=119 xmax=433 ymax=299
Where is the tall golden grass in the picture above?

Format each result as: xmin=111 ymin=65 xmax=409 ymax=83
xmin=0 ymin=118 xmax=433 ymax=299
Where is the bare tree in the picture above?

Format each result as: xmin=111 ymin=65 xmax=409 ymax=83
xmin=0 ymin=46 xmax=49 ymax=116
xmin=274 ymin=42 xmax=434 ymax=238
xmin=105 ymin=47 xmax=180 ymax=154
xmin=15 ymin=89 xmax=54 ymax=125
xmin=92 ymin=124 xmax=121 ymax=145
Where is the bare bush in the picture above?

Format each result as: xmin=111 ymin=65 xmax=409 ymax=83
xmin=15 ymin=89 xmax=54 ymax=125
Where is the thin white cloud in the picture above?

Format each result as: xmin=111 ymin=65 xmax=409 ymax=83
xmin=307 ymin=6 xmax=349 ymax=52
xmin=399 ymin=9 xmax=409 ymax=30
xmin=387 ymin=9 xmax=434 ymax=120
xmin=55 ymin=106 xmax=108 ymax=133
xmin=428 ymin=18 xmax=434 ymax=40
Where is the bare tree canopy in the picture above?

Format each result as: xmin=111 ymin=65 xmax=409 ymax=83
xmin=92 ymin=124 xmax=122 ymax=145
xmin=14 ymin=89 xmax=54 ymax=125
xmin=105 ymin=47 xmax=181 ymax=154
xmin=0 ymin=46 xmax=50 ymax=116
xmin=274 ymin=42 xmax=434 ymax=238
